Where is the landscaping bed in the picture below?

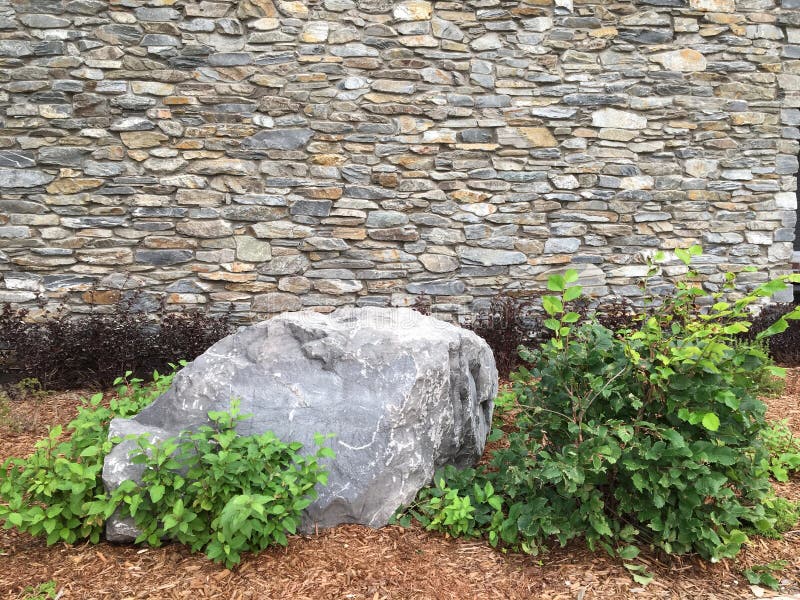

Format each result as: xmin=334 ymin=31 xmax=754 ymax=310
xmin=0 ymin=372 xmax=798 ymax=600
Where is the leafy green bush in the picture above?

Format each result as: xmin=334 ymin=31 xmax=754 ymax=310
xmin=398 ymin=248 xmax=800 ymax=580
xmin=743 ymin=560 xmax=788 ymax=591
xmin=19 ymin=580 xmax=57 ymax=600
xmin=760 ymin=420 xmax=800 ymax=482
xmin=0 ymin=368 xmax=176 ymax=544
xmin=113 ymin=400 xmax=333 ymax=568
xmin=0 ymin=366 xmax=332 ymax=567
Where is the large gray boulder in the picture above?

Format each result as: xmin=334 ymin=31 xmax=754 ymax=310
xmin=102 ymin=307 xmax=497 ymax=539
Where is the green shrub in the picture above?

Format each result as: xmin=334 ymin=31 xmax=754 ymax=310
xmin=113 ymin=400 xmax=333 ymax=568
xmin=743 ymin=560 xmax=788 ymax=591
xmin=760 ymin=420 xmax=800 ymax=482
xmin=19 ymin=580 xmax=57 ymax=600
xmin=0 ymin=366 xmax=331 ymax=568
xmin=398 ymin=248 xmax=800 ymax=580
xmin=0 ymin=367 xmax=176 ymax=544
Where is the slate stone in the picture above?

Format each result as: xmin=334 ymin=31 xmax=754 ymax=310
xmin=344 ymin=185 xmax=395 ymax=200
xmin=0 ymin=169 xmax=55 ymax=188
xmin=0 ymin=151 xmax=36 ymax=168
xmin=457 ymin=248 xmax=527 ymax=266
xmin=134 ymin=250 xmax=194 ymax=265
xmin=291 ymin=200 xmax=333 ymax=217
xmin=242 ymin=128 xmax=314 ymax=150
xmin=406 ymin=279 xmax=467 ymax=295
xmin=38 ymin=147 xmax=89 ymax=168
xmin=0 ymin=226 xmax=31 ymax=239
xmin=103 ymin=308 xmax=496 ymax=538
xmin=366 ymin=211 xmax=409 ymax=228
xmin=0 ymin=41 xmax=33 ymax=57
xmin=563 ymin=94 xmax=628 ymax=106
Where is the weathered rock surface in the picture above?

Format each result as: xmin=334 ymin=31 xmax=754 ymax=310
xmin=1 ymin=0 xmax=799 ymax=313
xmin=103 ymin=307 xmax=497 ymax=539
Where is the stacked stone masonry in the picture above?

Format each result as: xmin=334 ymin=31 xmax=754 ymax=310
xmin=0 ymin=0 xmax=798 ymax=320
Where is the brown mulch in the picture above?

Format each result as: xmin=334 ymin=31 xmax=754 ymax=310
xmin=1 ymin=375 xmax=799 ymax=599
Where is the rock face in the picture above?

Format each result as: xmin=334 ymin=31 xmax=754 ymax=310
xmin=103 ymin=307 xmax=497 ymax=539
xmin=1 ymin=2 xmax=799 ymax=311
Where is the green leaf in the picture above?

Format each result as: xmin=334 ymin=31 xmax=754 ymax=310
xmin=149 ymin=484 xmax=165 ymax=503
xmin=756 ymin=318 xmax=789 ymax=340
xmin=701 ymin=413 xmax=720 ymax=432
xmin=547 ymin=274 xmax=566 ymax=292
xmin=617 ymin=545 xmax=640 ymax=560
xmin=542 ymin=295 xmax=563 ymax=316
xmin=675 ymin=248 xmax=691 ymax=266
xmin=544 ymin=318 xmax=561 ymax=331
xmin=563 ymin=286 xmax=582 ymax=302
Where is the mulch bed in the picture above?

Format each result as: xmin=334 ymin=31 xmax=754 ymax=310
xmin=1 ymin=374 xmax=800 ymax=599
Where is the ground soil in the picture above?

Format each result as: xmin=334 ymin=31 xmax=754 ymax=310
xmin=1 ymin=373 xmax=799 ymax=600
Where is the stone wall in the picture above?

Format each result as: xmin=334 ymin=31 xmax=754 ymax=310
xmin=0 ymin=0 xmax=798 ymax=321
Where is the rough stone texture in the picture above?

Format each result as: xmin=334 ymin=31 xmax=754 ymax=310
xmin=0 ymin=1 xmax=799 ymax=317
xmin=103 ymin=307 xmax=497 ymax=538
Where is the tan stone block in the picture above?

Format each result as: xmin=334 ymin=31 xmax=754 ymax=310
xmin=300 ymin=186 xmax=343 ymax=200
xmin=422 ymin=130 xmax=458 ymax=144
xmin=237 ymin=0 xmax=277 ymax=17
xmin=519 ymin=127 xmax=557 ymax=147
xmin=455 ymin=144 xmax=500 ymax=151
xmin=120 ymin=131 xmax=169 ymax=149
xmin=46 ymin=178 xmax=104 ymax=194
xmin=145 ymin=236 xmax=198 ymax=249
xmin=163 ymin=96 xmax=198 ymax=105
xmin=698 ymin=25 xmax=728 ymax=36
xmin=590 ymin=27 xmax=618 ymax=38
xmin=310 ymin=154 xmax=347 ymax=166
xmin=175 ymin=140 xmax=203 ymax=150
xmin=372 ymin=173 xmax=399 ymax=187
xmin=653 ymin=49 xmax=707 ymax=72
xmin=225 ymin=282 xmax=277 ymax=292
xmin=300 ymin=21 xmax=329 ymax=43
xmin=393 ymin=1 xmax=433 ymax=21
xmin=332 ymin=227 xmax=367 ymax=240
xmin=731 ymin=112 xmax=766 ymax=125
xmin=82 ymin=290 xmax=121 ymax=304
xmin=278 ymin=276 xmax=311 ymax=293
xmin=131 ymin=81 xmax=175 ymax=96
xmin=278 ymin=0 xmax=308 ymax=18
xmin=197 ymin=272 xmax=258 ymax=282
xmin=451 ymin=189 xmax=491 ymax=203
xmin=572 ymin=128 xmax=598 ymax=138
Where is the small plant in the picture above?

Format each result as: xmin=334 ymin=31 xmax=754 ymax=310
xmin=113 ymin=400 xmax=333 ymax=568
xmin=743 ymin=560 xmax=788 ymax=591
xmin=760 ymin=420 xmax=800 ymax=482
xmin=462 ymin=293 xmax=545 ymax=377
xmin=0 ymin=367 xmax=179 ymax=544
xmin=393 ymin=465 xmax=503 ymax=542
xmin=759 ymin=495 xmax=800 ymax=537
xmin=19 ymin=580 xmax=58 ymax=600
